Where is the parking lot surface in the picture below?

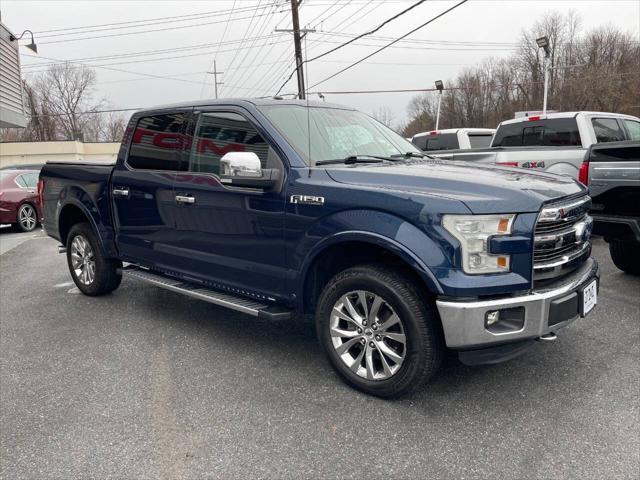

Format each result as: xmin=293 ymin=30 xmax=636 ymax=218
xmin=0 ymin=229 xmax=638 ymax=479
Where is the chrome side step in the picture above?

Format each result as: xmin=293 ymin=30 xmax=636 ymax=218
xmin=123 ymin=265 xmax=293 ymax=320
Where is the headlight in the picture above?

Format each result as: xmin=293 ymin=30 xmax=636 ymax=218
xmin=442 ymin=214 xmax=515 ymax=274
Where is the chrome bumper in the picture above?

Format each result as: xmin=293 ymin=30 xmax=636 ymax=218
xmin=436 ymin=258 xmax=599 ymax=349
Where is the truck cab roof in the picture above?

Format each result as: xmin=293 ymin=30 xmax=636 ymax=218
xmin=500 ymin=111 xmax=640 ymax=126
xmin=412 ymin=128 xmax=496 ymax=138
xmin=141 ymin=98 xmax=354 ymax=114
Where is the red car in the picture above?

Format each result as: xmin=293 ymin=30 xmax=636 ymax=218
xmin=0 ymin=169 xmax=42 ymax=232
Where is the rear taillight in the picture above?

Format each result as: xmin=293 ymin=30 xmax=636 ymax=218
xmin=36 ymin=179 xmax=45 ymax=209
xmin=578 ymin=161 xmax=589 ymax=185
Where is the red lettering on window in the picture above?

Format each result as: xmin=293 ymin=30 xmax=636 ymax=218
xmin=196 ymin=138 xmax=245 ymax=155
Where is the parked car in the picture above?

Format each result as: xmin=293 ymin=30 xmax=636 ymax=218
xmin=410 ymin=128 xmax=495 ymax=151
xmin=0 ymin=169 xmax=41 ymax=232
xmin=426 ymin=112 xmax=640 ymax=179
xmin=581 ymin=141 xmax=640 ymax=274
xmin=40 ymin=99 xmax=599 ymax=398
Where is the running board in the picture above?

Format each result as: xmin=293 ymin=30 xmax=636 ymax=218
xmin=123 ymin=265 xmax=293 ymax=320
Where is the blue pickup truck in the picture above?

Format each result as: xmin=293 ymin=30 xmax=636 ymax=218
xmin=39 ymin=99 xmax=599 ymax=397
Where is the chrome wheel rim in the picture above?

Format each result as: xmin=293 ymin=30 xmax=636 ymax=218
xmin=330 ymin=290 xmax=406 ymax=381
xmin=18 ymin=205 xmax=36 ymax=231
xmin=70 ymin=235 xmax=95 ymax=286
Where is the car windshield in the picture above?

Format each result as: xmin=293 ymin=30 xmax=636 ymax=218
xmin=258 ymin=105 xmax=421 ymax=166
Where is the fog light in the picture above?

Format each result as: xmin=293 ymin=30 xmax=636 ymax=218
xmin=486 ymin=310 xmax=500 ymax=326
xmin=484 ymin=307 xmax=525 ymax=334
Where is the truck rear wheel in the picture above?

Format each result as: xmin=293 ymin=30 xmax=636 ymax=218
xmin=66 ymin=223 xmax=122 ymax=296
xmin=609 ymin=240 xmax=640 ymax=275
xmin=316 ymin=264 xmax=442 ymax=398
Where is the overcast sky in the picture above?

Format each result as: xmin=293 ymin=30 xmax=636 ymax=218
xmin=2 ymin=0 xmax=639 ymax=126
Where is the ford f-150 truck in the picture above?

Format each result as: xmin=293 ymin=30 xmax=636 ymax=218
xmin=39 ymin=99 xmax=599 ymax=398
xmin=424 ymin=112 xmax=640 ymax=179
xmin=581 ymin=141 xmax=640 ymax=274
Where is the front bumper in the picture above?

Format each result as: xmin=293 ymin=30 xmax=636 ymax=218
xmin=436 ymin=257 xmax=599 ymax=350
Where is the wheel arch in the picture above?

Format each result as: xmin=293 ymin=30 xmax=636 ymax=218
xmin=300 ymin=232 xmax=443 ymax=314
xmin=58 ymin=201 xmax=108 ymax=255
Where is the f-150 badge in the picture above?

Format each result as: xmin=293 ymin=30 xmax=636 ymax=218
xmin=290 ymin=195 xmax=325 ymax=206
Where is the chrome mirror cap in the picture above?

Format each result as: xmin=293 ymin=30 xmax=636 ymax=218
xmin=220 ymin=151 xmax=262 ymax=178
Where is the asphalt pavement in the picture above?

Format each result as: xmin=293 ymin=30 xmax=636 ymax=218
xmin=0 ymin=229 xmax=638 ymax=479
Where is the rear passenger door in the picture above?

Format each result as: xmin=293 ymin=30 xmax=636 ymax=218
xmin=111 ymin=110 xmax=188 ymax=269
xmin=169 ymin=108 xmax=288 ymax=301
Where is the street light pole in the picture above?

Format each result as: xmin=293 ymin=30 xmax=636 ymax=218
xmin=536 ymin=36 xmax=551 ymax=114
xmin=434 ymin=80 xmax=444 ymax=130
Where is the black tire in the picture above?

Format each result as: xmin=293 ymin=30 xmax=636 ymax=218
xmin=316 ymin=264 xmax=443 ymax=398
xmin=16 ymin=203 xmax=38 ymax=232
xmin=66 ymin=223 xmax=122 ymax=296
xmin=609 ymin=240 xmax=640 ymax=275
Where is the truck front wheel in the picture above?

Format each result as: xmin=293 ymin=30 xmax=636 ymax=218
xmin=316 ymin=264 xmax=443 ymax=398
xmin=66 ymin=223 xmax=122 ymax=296
xmin=609 ymin=239 xmax=640 ymax=275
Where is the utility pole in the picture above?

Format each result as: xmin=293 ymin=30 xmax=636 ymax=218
xmin=207 ymin=60 xmax=224 ymax=99
xmin=276 ymin=1 xmax=315 ymax=99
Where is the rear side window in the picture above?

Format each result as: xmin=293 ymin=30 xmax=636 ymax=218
xmin=591 ymin=118 xmax=626 ymax=143
xmin=493 ymin=118 xmax=581 ymax=147
xmin=14 ymin=175 xmax=28 ymax=187
xmin=127 ymin=113 xmax=188 ymax=170
xmin=622 ymin=119 xmax=640 ymax=141
xmin=189 ymin=111 xmax=270 ymax=175
xmin=468 ymin=134 xmax=493 ymax=148
xmin=424 ymin=133 xmax=458 ymax=151
xmin=20 ymin=173 xmax=39 ymax=188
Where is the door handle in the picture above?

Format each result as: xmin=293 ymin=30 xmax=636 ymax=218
xmin=112 ymin=187 xmax=130 ymax=198
xmin=175 ymin=194 xmax=195 ymax=204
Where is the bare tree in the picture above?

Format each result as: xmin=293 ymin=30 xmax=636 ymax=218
xmin=371 ymin=106 xmax=395 ymax=128
xmin=34 ymin=63 xmax=102 ymax=140
xmin=403 ymin=11 xmax=640 ymax=136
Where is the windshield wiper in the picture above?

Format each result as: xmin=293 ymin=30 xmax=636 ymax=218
xmin=316 ymin=155 xmax=400 ymax=166
xmin=390 ymin=152 xmax=428 ymax=159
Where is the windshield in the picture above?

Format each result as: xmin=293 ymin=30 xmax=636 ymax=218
xmin=258 ymin=105 xmax=421 ymax=166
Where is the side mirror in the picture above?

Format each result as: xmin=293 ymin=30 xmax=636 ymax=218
xmin=220 ymin=151 xmax=279 ymax=189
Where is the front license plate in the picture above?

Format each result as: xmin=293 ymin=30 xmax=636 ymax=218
xmin=581 ymin=280 xmax=597 ymax=316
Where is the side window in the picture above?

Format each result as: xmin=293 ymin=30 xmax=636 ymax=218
xmin=22 ymin=173 xmax=39 ymax=188
xmin=622 ymin=119 xmax=640 ymax=141
xmin=189 ymin=112 xmax=270 ymax=175
xmin=14 ymin=175 xmax=28 ymax=188
xmin=127 ymin=113 xmax=188 ymax=170
xmin=592 ymin=118 xmax=626 ymax=143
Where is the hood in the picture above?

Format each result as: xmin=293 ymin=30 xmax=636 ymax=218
xmin=325 ymin=159 xmax=586 ymax=214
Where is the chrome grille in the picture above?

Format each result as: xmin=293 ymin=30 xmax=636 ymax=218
xmin=533 ymin=195 xmax=592 ymax=282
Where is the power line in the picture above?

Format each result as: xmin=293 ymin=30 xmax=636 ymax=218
xmin=21 ymin=34 xmax=288 ymax=70
xmin=36 ymin=9 xmax=279 ymax=45
xmin=309 ymin=0 xmax=470 ymax=89
xmin=307 ymin=0 xmax=427 ymax=63
xmin=200 ymin=0 xmax=239 ymax=98
xmin=223 ymin=1 xmax=281 ymax=96
xmin=275 ymin=0 xmax=428 ymax=96
xmin=31 ymin=3 xmax=282 ymax=35
xmin=25 ymin=70 xmax=640 ymax=118
xmin=221 ymin=0 xmax=270 ymax=96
